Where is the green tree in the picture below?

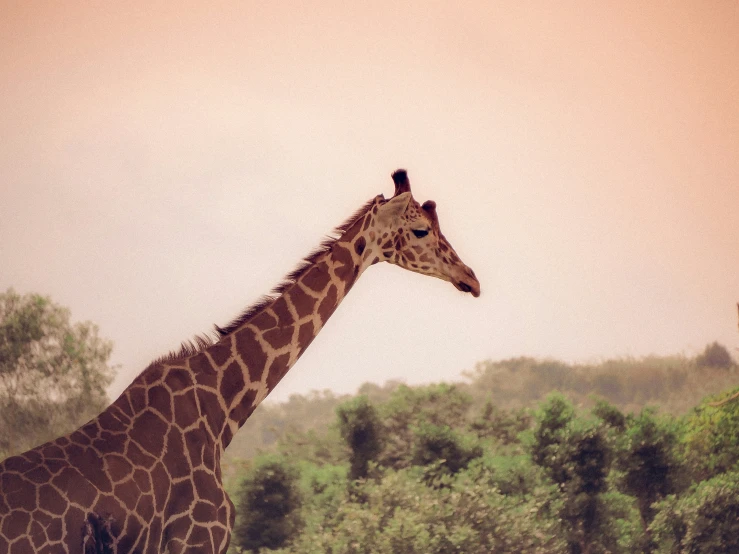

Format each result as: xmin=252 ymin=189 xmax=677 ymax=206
xmin=683 ymin=387 xmax=739 ymax=480
xmin=411 ymin=422 xmax=482 ymax=478
xmin=379 ymin=383 xmax=473 ymax=469
xmin=233 ymin=456 xmax=303 ymax=553
xmin=531 ymin=392 xmax=575 ymax=484
xmin=650 ymin=471 xmax=739 ymax=554
xmin=616 ymin=410 xmax=685 ymax=529
xmin=0 ymin=289 xmax=115 ymax=459
xmin=695 ymin=341 xmax=734 ymax=369
xmin=336 ymin=396 xmax=384 ymax=480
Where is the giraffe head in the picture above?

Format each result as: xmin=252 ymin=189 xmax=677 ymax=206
xmin=370 ymin=169 xmax=481 ymax=297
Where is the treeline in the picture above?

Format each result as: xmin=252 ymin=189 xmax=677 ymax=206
xmin=224 ymin=343 xmax=737 ymax=465
xmin=226 ymin=378 xmax=739 ymax=553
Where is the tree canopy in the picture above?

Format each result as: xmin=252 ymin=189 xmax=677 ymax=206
xmin=0 ymin=289 xmax=116 ymax=458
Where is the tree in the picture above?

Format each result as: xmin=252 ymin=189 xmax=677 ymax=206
xmin=650 ymin=471 xmax=739 ymax=554
xmin=233 ymin=456 xmax=303 ymax=552
xmin=683 ymin=387 xmax=739 ymax=481
xmin=615 ymin=409 xmax=686 ymax=552
xmin=337 ymin=395 xmax=384 ymax=480
xmin=695 ymin=341 xmax=734 ymax=369
xmin=0 ymin=289 xmax=115 ymax=458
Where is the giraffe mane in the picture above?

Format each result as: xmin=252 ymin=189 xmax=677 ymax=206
xmin=153 ymin=196 xmax=378 ymax=364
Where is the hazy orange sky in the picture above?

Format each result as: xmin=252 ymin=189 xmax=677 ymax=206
xmin=1 ymin=2 xmax=738 ymax=402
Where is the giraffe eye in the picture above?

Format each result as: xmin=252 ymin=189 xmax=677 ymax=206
xmin=412 ymin=229 xmax=429 ymax=238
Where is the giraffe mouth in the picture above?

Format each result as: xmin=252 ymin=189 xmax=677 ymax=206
xmin=455 ymin=279 xmax=480 ymax=297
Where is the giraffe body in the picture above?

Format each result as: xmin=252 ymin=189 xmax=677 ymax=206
xmin=0 ymin=170 xmax=480 ymax=553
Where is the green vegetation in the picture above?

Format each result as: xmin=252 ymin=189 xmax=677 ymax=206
xmin=0 ymin=289 xmax=116 ymax=459
xmin=2 ymin=290 xmax=737 ymax=552
xmin=226 ymin=349 xmax=738 ymax=554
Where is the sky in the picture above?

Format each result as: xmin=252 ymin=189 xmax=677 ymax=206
xmin=1 ymin=2 xmax=738 ymax=403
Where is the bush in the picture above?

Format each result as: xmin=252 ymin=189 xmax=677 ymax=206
xmin=651 ymin=472 xmax=739 ymax=554
xmin=695 ymin=342 xmax=734 ymax=369
xmin=233 ymin=456 xmax=303 ymax=553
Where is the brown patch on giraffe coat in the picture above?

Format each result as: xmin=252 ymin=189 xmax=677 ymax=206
xmin=192 ymin=468 xmax=216 ymax=501
xmin=97 ymin=410 xmax=127 ymax=434
xmin=142 ymin=364 xmax=164 ymax=385
xmin=133 ymin=468 xmax=151 ymax=493
xmin=40 ymin=444 xmax=64 ymax=459
xmin=230 ymin=389 xmax=257 ymax=426
xmin=234 ymin=327 xmax=268 ymax=383
xmin=135 ymin=493 xmax=155 ymax=523
xmin=163 ymin=427 xmax=189 ymax=479
xmin=151 ymin=462 xmax=169 ymax=512
xmin=318 ymin=284 xmax=338 ymax=324
xmin=129 ymin=411 xmax=168 ymax=456
xmin=67 ymin=446 xmax=112 ymax=493
xmin=2 ymin=473 xmax=35 ymax=511
xmin=185 ymin=423 xmax=211 ymax=467
xmin=362 ymin=214 xmax=372 ymax=230
xmin=25 ymin=465 xmax=51 ymax=484
xmin=126 ymin=440 xmax=156 ymax=467
xmin=192 ymin=501 xmax=217 ymax=523
xmin=262 ymin=325 xmax=294 ymax=350
xmin=271 ymin=296 xmax=294 ymax=326
xmin=332 ymin=244 xmax=355 ymax=283
xmin=340 ymin=217 xmax=363 ymax=243
xmin=37 ymin=484 xmax=65 ymax=515
xmin=266 ymin=353 xmax=291 ymax=391
xmin=148 ymin=385 xmax=173 ymax=421
xmin=70 ymin=429 xmax=92 ymax=446
xmin=221 ymin=424 xmax=234 ymax=448
xmin=95 ymin=430 xmax=127 ymax=455
xmin=354 ymin=236 xmax=366 ymax=255
xmin=302 ymin=262 xmax=331 ymax=292
xmin=289 ymin=285 xmax=318 ymax=318
xmin=220 ymin=361 xmax=245 ymax=406
xmin=128 ymin=387 xmax=147 ymax=415
xmin=173 ymin=388 xmax=199 ymax=429
xmin=297 ymin=321 xmax=315 ymax=352
xmin=114 ymin=477 xmax=140 ymax=510
xmin=250 ymin=309 xmax=277 ymax=330
xmin=206 ymin=340 xmax=232 ymax=367
xmin=165 ymin=367 xmax=194 ymax=392
xmin=405 ymin=250 xmax=416 ymax=261
xmin=54 ymin=467 xmax=97 ymax=506
xmin=381 ymin=239 xmax=392 ymax=249
xmin=105 ymin=454 xmax=133 ymax=483
xmin=8 ymin=535 xmax=31 ymax=553
xmin=189 ymin=352 xmax=217 ymax=384
xmin=197 ymin=388 xmax=226 ymax=438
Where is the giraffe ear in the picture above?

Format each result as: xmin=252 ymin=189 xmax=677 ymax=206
xmin=377 ymin=192 xmax=411 ymax=225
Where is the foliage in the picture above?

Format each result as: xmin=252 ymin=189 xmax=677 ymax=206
xmin=531 ymin=392 xmax=576 ymax=483
xmin=336 ymin=396 xmax=383 ymax=480
xmin=470 ymin=399 xmax=532 ymax=444
xmin=411 ymin=422 xmax=482 ymax=478
xmin=233 ymin=456 xmax=303 ymax=553
xmin=615 ymin=409 xmax=686 ymax=530
xmin=272 ymin=467 xmax=567 ymax=554
xmin=694 ymin=341 xmax=735 ymax=370
xmin=0 ymin=289 xmax=115 ymax=459
xmin=650 ymin=471 xmax=739 ymax=554
xmin=378 ymin=383 xmax=473 ymax=470
xmin=682 ymin=387 xmax=739 ymax=481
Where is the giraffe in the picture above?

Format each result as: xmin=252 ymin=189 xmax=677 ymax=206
xmin=0 ymin=169 xmax=480 ymax=554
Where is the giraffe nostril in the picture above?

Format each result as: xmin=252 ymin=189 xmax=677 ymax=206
xmin=456 ymin=281 xmax=472 ymax=293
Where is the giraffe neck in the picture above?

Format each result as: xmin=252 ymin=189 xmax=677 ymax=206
xmin=118 ymin=199 xmax=382 ymax=453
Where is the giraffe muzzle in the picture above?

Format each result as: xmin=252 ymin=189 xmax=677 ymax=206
xmin=454 ymin=267 xmax=481 ymax=297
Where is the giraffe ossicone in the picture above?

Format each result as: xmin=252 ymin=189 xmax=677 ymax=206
xmin=0 ymin=169 xmax=480 ymax=554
